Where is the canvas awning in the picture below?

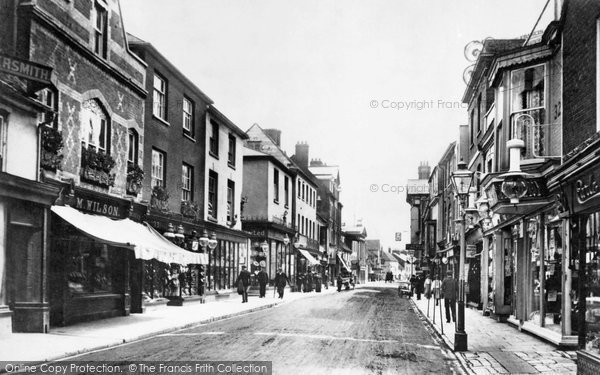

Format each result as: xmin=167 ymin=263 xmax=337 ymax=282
xmin=337 ymin=253 xmax=351 ymax=273
xmin=298 ymin=249 xmax=320 ymax=266
xmin=51 ymin=205 xmax=207 ymax=265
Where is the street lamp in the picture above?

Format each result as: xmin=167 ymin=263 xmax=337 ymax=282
xmin=500 ymin=139 xmax=531 ymax=204
xmin=208 ymin=232 xmax=218 ymax=251
xmin=163 ymin=223 xmax=176 ymax=239
xmin=450 ymin=159 xmax=474 ymax=352
xmin=199 ymin=229 xmax=209 ymax=250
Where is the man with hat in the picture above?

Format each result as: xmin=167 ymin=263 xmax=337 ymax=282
xmin=235 ymin=265 xmax=251 ymax=303
xmin=274 ymin=268 xmax=289 ymax=299
xmin=441 ymin=270 xmax=457 ymax=323
xmin=256 ymin=266 xmax=269 ymax=298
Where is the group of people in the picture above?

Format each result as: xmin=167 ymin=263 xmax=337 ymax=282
xmin=235 ymin=266 xmax=290 ymax=303
xmin=409 ymin=271 xmax=458 ymax=323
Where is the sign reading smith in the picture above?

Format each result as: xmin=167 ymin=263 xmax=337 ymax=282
xmin=0 ymin=53 xmax=53 ymax=84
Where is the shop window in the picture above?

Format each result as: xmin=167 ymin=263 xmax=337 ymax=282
xmin=585 ymin=212 xmax=600 ymax=353
xmin=93 ymin=1 xmax=108 ymax=59
xmin=66 ymin=242 xmax=118 ymax=294
xmin=544 ymin=223 xmax=564 ymax=330
xmin=0 ymin=114 xmax=5 ymax=171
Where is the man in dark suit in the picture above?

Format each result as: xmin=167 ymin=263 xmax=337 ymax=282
xmin=441 ymin=271 xmax=458 ymax=323
xmin=235 ymin=266 xmax=252 ymax=303
xmin=257 ymin=267 xmax=269 ymax=298
xmin=274 ymin=268 xmax=289 ymax=299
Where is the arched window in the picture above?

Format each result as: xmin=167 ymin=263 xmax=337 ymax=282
xmin=81 ymin=99 xmax=109 ymax=153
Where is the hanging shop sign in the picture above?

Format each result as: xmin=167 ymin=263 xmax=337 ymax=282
xmin=562 ymin=163 xmax=600 ymax=213
xmin=466 ymin=244 xmax=477 ymax=258
xmin=0 ymin=53 xmax=53 ymax=84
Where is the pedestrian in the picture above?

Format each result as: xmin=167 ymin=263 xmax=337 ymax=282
xmin=323 ymin=273 xmax=329 ymax=289
xmin=257 ymin=267 xmax=269 ymax=298
xmin=274 ymin=268 xmax=289 ymax=299
xmin=441 ymin=271 xmax=457 ymax=323
xmin=416 ymin=274 xmax=424 ymax=300
xmin=306 ymin=272 xmax=313 ymax=292
xmin=424 ymin=273 xmax=432 ymax=299
xmin=337 ymin=274 xmax=343 ymax=292
xmin=235 ymin=265 xmax=251 ymax=303
xmin=432 ymin=274 xmax=442 ymax=306
xmin=410 ymin=274 xmax=417 ymax=295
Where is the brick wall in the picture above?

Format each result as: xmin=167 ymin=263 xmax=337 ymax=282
xmin=29 ymin=16 xmax=145 ymax=199
xmin=562 ymin=0 xmax=600 ymax=153
xmin=134 ymin=48 xmax=209 ymax=216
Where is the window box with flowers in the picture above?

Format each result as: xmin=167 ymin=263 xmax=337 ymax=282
xmin=126 ymin=164 xmax=144 ymax=195
xmin=181 ymin=200 xmax=200 ymax=220
xmin=40 ymin=126 xmax=64 ymax=171
xmin=151 ymin=185 xmax=170 ymax=212
xmin=80 ymin=146 xmax=116 ymax=187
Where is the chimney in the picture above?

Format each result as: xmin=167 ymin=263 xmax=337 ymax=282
xmin=295 ymin=141 xmax=309 ymax=168
xmin=418 ymin=161 xmax=431 ymax=180
xmin=264 ymin=129 xmax=282 ymax=146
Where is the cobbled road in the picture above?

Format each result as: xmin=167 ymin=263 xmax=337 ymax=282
xmin=72 ymin=286 xmax=460 ymax=375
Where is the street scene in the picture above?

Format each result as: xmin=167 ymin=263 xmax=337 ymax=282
xmin=1 ymin=0 xmax=600 ymax=374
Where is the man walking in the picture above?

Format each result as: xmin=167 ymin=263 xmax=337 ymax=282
xmin=274 ymin=268 xmax=288 ymax=299
xmin=235 ymin=265 xmax=251 ymax=303
xmin=441 ymin=271 xmax=457 ymax=323
xmin=257 ymin=267 xmax=269 ymax=298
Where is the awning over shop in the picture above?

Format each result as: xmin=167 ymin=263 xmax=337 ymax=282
xmin=51 ymin=205 xmax=207 ymax=265
xmin=298 ymin=249 xmax=320 ymax=266
xmin=337 ymin=253 xmax=352 ymax=273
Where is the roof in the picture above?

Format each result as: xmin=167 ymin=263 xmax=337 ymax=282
xmin=127 ymin=33 xmax=213 ymax=105
xmin=208 ymin=105 xmax=248 ymax=139
xmin=462 ymin=38 xmax=526 ymax=104
xmin=343 ymin=225 xmax=367 ymax=238
xmin=245 ymin=123 xmax=293 ymax=167
xmin=289 ymin=155 xmax=321 ymax=187
xmin=380 ymin=251 xmax=398 ymax=263
xmin=243 ymin=146 xmax=291 ymax=173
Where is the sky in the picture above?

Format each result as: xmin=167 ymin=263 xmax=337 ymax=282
xmin=120 ymin=0 xmax=554 ymax=251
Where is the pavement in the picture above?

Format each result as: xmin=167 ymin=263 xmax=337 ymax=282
xmin=409 ymin=293 xmax=579 ymax=375
xmin=0 ymin=286 xmax=337 ymax=363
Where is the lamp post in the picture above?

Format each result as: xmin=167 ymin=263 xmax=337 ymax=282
xmin=450 ymin=159 xmax=474 ymax=352
xmin=283 ymin=234 xmax=290 ymax=271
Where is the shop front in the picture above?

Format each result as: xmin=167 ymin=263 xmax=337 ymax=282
xmin=0 ymin=174 xmax=59 ymax=333
xmin=242 ymin=223 xmax=294 ymax=289
xmin=549 ymin=137 xmax=600 ymax=371
xmin=205 ymin=223 xmax=250 ymax=292
xmin=48 ymin=189 xmax=202 ymax=327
